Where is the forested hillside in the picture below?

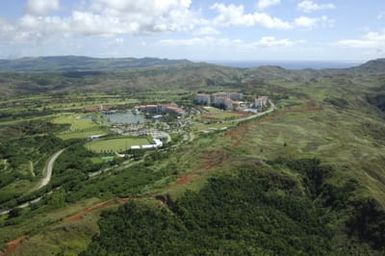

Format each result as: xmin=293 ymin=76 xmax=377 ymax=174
xmin=82 ymin=159 xmax=384 ymax=255
xmin=0 ymin=56 xmax=193 ymax=72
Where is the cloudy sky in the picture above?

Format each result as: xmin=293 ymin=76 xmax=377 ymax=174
xmin=0 ymin=0 xmax=384 ymax=61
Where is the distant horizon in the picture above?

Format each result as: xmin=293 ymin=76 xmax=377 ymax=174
xmin=204 ymin=59 xmax=364 ymax=69
xmin=0 ymin=54 xmax=369 ymax=63
xmin=0 ymin=55 xmax=368 ymax=70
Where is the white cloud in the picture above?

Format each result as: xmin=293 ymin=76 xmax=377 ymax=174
xmin=211 ymin=3 xmax=292 ymax=29
xmin=86 ymin=0 xmax=200 ymax=33
xmin=294 ymin=15 xmax=334 ymax=28
xmin=257 ymin=0 xmax=281 ymax=10
xmin=298 ymin=0 xmax=335 ymax=13
xmin=210 ymin=3 xmax=333 ymax=30
xmin=91 ymin=0 xmax=192 ymax=14
xmin=294 ymin=16 xmax=318 ymax=28
xmin=160 ymin=36 xmax=302 ymax=48
xmin=253 ymin=36 xmax=304 ymax=47
xmin=0 ymin=0 xmax=202 ymax=42
xmin=193 ymin=26 xmax=221 ymax=36
xmin=0 ymin=0 xmax=334 ymax=46
xmin=337 ymin=31 xmax=385 ymax=49
xmin=160 ymin=37 xmax=241 ymax=47
xmin=26 ymin=0 xmax=60 ymax=15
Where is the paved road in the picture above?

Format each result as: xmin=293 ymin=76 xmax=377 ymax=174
xmin=0 ymin=150 xmax=65 ymax=216
xmin=36 ymin=149 xmax=65 ymax=190
xmin=230 ymin=100 xmax=276 ymax=123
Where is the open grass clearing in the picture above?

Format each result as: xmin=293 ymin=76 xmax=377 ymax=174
xmin=52 ymin=114 xmax=107 ymax=140
xmin=52 ymin=114 xmax=99 ymax=131
xmin=200 ymin=107 xmax=248 ymax=121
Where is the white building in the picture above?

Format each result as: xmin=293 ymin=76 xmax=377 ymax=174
xmin=195 ymin=94 xmax=211 ymax=105
xmin=255 ymin=96 xmax=268 ymax=110
xmin=130 ymin=138 xmax=163 ymax=150
xmin=212 ymin=98 xmax=231 ymax=110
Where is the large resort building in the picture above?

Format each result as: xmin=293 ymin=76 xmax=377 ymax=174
xmin=135 ymin=103 xmax=185 ymax=116
xmin=195 ymin=92 xmax=244 ymax=110
xmin=195 ymin=92 xmax=268 ymax=112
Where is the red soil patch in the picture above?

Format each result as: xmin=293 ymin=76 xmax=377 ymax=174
xmin=1 ymin=235 xmax=27 ymax=256
xmin=63 ymin=197 xmax=144 ymax=223
xmin=176 ymin=175 xmax=193 ymax=185
xmin=64 ymin=200 xmax=114 ymax=223
xmin=225 ymin=122 xmax=252 ymax=148
xmin=202 ymin=150 xmax=230 ymax=170
xmin=117 ymin=196 xmax=144 ymax=204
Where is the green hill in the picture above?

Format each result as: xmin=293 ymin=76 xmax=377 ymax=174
xmin=0 ymin=56 xmax=193 ymax=72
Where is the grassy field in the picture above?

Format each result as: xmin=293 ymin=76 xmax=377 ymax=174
xmin=85 ymin=136 xmax=150 ymax=153
xmin=52 ymin=114 xmax=107 ymax=140
xmin=199 ymin=106 xmax=248 ymax=121
xmin=52 ymin=114 xmax=99 ymax=130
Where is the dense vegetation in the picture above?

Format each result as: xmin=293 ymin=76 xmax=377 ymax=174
xmin=367 ymin=93 xmax=385 ymax=112
xmin=0 ymin=121 xmax=68 ymax=205
xmin=82 ymin=159 xmax=385 ymax=255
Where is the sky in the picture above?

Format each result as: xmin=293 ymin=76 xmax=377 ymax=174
xmin=0 ymin=0 xmax=384 ymax=61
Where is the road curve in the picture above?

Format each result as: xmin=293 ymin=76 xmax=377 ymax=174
xmin=0 ymin=150 xmax=65 ymax=216
xmin=36 ymin=149 xmax=65 ymax=190
xmin=230 ymin=100 xmax=276 ymax=123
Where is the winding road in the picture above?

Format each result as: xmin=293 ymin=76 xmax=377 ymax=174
xmin=0 ymin=149 xmax=65 ymax=216
xmin=230 ymin=100 xmax=276 ymax=123
xmin=35 ymin=149 xmax=65 ymax=190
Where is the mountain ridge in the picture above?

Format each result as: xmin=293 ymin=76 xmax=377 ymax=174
xmin=0 ymin=56 xmax=194 ymax=72
xmin=0 ymin=56 xmax=384 ymax=73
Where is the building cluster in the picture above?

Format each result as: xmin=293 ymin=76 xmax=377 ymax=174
xmin=195 ymin=92 xmax=269 ymax=111
xmin=135 ymin=103 xmax=185 ymax=116
xmin=195 ymin=92 xmax=244 ymax=110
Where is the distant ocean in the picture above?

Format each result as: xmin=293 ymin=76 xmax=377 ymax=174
xmin=206 ymin=61 xmax=363 ymax=70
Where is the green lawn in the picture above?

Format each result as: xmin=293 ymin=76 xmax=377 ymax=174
xmin=200 ymin=107 xmax=246 ymax=121
xmin=85 ymin=137 xmax=150 ymax=153
xmin=52 ymin=114 xmax=98 ymax=130
xmin=52 ymin=114 xmax=107 ymax=140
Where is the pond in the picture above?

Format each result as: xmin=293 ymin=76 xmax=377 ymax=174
xmin=104 ymin=110 xmax=146 ymax=125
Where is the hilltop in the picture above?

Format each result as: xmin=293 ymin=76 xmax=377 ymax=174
xmin=0 ymin=57 xmax=384 ymax=97
xmin=352 ymin=58 xmax=385 ymax=73
xmin=0 ymin=56 xmax=193 ymax=73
